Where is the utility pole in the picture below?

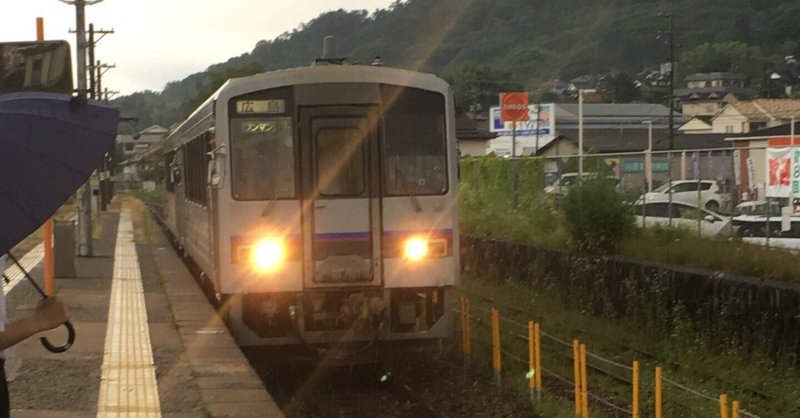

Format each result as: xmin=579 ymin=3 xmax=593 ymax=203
xmin=86 ymin=24 xmax=114 ymax=211
xmin=59 ymin=0 xmax=104 ymax=256
xmin=658 ymin=11 xmax=681 ymax=151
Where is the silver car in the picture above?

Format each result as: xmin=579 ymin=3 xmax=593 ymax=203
xmin=634 ymin=197 xmax=732 ymax=236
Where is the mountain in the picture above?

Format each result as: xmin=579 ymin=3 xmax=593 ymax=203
xmin=113 ymin=0 xmax=800 ymax=133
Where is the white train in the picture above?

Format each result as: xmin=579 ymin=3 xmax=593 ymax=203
xmin=161 ymin=46 xmax=459 ymax=349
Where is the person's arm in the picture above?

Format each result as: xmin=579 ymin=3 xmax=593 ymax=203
xmin=0 ymin=297 xmax=69 ymax=351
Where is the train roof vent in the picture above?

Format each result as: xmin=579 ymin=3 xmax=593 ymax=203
xmin=312 ymin=36 xmax=347 ymax=66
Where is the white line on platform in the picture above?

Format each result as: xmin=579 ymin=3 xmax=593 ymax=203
xmin=3 ymin=243 xmax=45 ymax=294
xmin=97 ymin=206 xmax=161 ymax=418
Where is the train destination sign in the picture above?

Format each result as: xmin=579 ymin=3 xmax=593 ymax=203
xmin=240 ymin=120 xmax=276 ymax=134
xmin=236 ymin=99 xmax=285 ymax=114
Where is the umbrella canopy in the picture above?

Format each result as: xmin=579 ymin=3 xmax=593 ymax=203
xmin=0 ymin=92 xmax=119 ymax=255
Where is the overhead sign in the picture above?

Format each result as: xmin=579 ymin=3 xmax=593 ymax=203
xmin=499 ymin=92 xmax=529 ymax=122
xmin=0 ymin=40 xmax=72 ymax=94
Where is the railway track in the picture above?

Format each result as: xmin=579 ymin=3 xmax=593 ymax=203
xmin=459 ymin=284 xmax=784 ymax=414
xmin=148 ymin=203 xmax=447 ymax=418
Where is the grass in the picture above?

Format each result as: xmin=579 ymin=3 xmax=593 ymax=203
xmin=622 ymin=226 xmax=800 ymax=282
xmin=457 ymin=273 xmax=800 ymax=417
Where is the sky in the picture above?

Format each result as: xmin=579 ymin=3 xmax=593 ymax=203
xmin=2 ymin=0 xmax=397 ymax=96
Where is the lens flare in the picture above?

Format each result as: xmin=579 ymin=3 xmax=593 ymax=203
xmin=251 ymin=238 xmax=284 ymax=271
xmin=404 ymin=237 xmax=429 ymax=261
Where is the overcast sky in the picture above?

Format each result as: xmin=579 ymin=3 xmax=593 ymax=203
xmin=2 ymin=0 xmax=397 ymax=96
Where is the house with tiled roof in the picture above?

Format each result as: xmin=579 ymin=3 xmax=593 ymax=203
xmin=676 ymin=73 xmax=749 ymax=118
xmin=710 ymin=99 xmax=800 ymax=134
xmin=455 ymin=108 xmax=497 ymax=156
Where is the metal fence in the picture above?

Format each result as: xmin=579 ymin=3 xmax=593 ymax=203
xmin=461 ymin=145 xmax=797 ymax=249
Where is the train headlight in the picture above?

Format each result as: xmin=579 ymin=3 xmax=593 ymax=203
xmin=403 ymin=237 xmax=429 ymax=261
xmin=251 ymin=238 xmax=285 ymax=272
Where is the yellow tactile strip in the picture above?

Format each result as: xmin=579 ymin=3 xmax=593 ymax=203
xmin=97 ymin=206 xmax=161 ymax=417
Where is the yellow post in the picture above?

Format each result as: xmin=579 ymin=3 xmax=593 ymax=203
xmin=534 ymin=322 xmax=542 ymax=394
xmin=528 ymin=321 xmax=535 ymax=402
xmin=580 ymin=344 xmax=588 ymax=418
xmin=732 ymin=400 xmax=740 ymax=418
xmin=720 ymin=394 xmax=729 ymax=418
xmin=491 ymin=308 xmax=501 ymax=386
xmin=655 ymin=366 xmax=662 ymax=418
xmin=37 ymin=18 xmax=55 ymax=298
xmin=573 ymin=340 xmax=581 ymax=416
xmin=632 ymin=361 xmax=640 ymax=418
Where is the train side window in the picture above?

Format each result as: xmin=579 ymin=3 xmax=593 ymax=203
xmin=381 ymin=86 xmax=448 ymax=196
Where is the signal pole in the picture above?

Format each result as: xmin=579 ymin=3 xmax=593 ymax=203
xmin=59 ymin=0 xmax=104 ymax=256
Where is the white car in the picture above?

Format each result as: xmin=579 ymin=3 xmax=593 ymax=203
xmin=634 ymin=198 xmax=732 ymax=237
xmin=545 ymin=173 xmax=620 ymax=197
xmin=640 ymin=180 xmax=728 ymax=213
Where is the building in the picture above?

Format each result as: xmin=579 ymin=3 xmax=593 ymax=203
xmin=486 ymin=103 xmax=686 ymax=157
xmin=711 ymin=99 xmax=800 ymax=134
xmin=456 ymin=109 xmax=496 ymax=156
xmin=675 ymin=73 xmax=748 ymax=118
xmin=727 ymin=120 xmax=800 ymax=201
xmin=117 ymin=124 xmax=169 ymax=159
xmin=116 ymin=125 xmax=169 ymax=184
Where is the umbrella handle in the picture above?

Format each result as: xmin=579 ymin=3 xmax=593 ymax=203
xmin=40 ymin=320 xmax=75 ymax=353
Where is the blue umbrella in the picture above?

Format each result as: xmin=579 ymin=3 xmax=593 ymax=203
xmin=0 ymin=92 xmax=119 ymax=255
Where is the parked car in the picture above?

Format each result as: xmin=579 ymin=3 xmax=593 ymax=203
xmin=733 ymin=199 xmax=800 ymax=250
xmin=544 ymin=172 xmax=620 ymax=197
xmin=633 ymin=197 xmax=732 ymax=237
xmin=639 ymin=180 xmax=730 ymax=213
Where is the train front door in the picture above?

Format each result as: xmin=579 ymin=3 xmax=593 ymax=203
xmin=300 ymin=106 xmax=381 ymax=288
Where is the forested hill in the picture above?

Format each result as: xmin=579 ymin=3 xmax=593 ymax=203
xmin=114 ymin=0 xmax=800 ymax=133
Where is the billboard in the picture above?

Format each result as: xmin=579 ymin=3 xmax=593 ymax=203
xmin=490 ymin=103 xmax=555 ymax=137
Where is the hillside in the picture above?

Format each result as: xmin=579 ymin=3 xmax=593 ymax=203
xmin=113 ymin=0 xmax=800 ymax=133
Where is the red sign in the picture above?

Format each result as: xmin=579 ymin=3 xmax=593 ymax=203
xmin=769 ymin=156 xmax=791 ymax=187
xmin=500 ymin=92 xmax=529 ymax=122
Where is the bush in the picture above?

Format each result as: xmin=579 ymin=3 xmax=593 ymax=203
xmin=560 ymin=176 xmax=634 ymax=253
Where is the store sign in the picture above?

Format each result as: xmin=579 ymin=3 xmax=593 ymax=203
xmin=621 ymin=159 xmax=669 ymax=173
xmin=499 ymin=92 xmax=529 ymax=122
xmin=766 ymin=147 xmax=792 ymax=197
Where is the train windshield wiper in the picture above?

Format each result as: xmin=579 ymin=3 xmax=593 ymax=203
xmin=395 ymin=168 xmax=422 ymax=212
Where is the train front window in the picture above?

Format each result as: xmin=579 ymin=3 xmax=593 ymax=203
xmin=230 ymin=117 xmax=295 ymax=200
xmin=315 ymin=126 xmax=366 ymax=197
xmin=382 ymin=86 xmax=448 ymax=196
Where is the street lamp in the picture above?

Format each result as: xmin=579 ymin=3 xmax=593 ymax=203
xmin=578 ymin=88 xmax=596 ymax=180
xmin=643 ymin=120 xmax=653 ymax=192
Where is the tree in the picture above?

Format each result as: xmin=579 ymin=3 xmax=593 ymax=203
xmin=677 ymin=42 xmax=766 ymax=84
xmin=440 ymin=61 xmax=521 ymax=111
xmin=599 ymin=73 xmax=641 ymax=103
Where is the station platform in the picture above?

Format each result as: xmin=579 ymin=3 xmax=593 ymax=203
xmin=3 ymin=198 xmax=283 ymax=417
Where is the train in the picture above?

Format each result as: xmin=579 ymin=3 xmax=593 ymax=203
xmin=160 ymin=39 xmax=459 ymax=350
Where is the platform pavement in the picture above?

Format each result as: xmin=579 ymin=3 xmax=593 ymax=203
xmin=4 ymin=198 xmax=283 ymax=417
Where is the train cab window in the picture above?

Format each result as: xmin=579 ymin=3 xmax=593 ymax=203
xmin=315 ymin=127 xmax=366 ymax=197
xmin=381 ymin=86 xmax=448 ymax=196
xmin=230 ymin=117 xmax=295 ymax=200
